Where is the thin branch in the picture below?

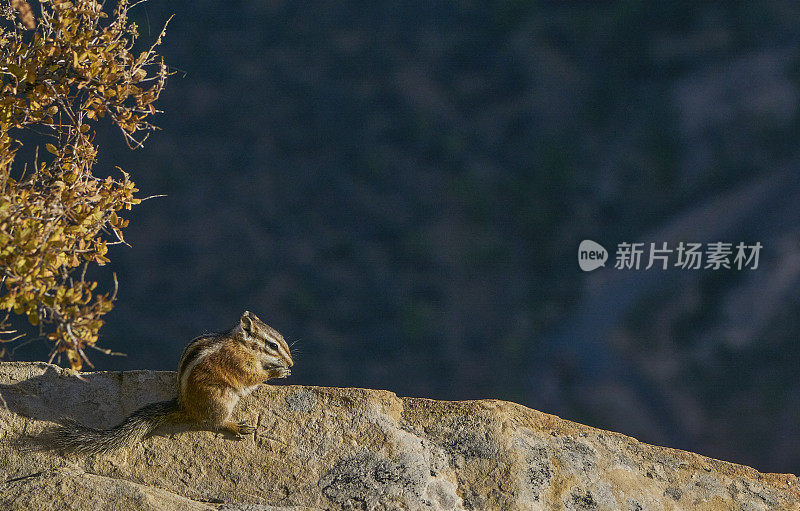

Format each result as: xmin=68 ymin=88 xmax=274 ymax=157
xmin=89 ymin=344 xmax=126 ymax=357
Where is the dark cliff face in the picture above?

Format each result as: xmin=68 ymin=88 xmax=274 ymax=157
xmin=10 ymin=1 xmax=800 ymax=474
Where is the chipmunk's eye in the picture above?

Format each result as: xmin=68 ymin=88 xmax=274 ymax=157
xmin=267 ymin=340 xmax=279 ymax=351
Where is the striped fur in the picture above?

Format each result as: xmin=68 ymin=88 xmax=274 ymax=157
xmin=238 ymin=311 xmax=293 ymax=369
xmin=178 ymin=334 xmax=225 ymax=395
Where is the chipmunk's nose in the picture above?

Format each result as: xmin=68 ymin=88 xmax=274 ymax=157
xmin=285 ymin=352 xmax=294 ymax=368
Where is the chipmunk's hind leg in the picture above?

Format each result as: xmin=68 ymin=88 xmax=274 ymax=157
xmin=203 ymin=388 xmax=254 ymax=439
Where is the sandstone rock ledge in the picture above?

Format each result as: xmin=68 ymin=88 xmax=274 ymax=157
xmin=0 ymin=362 xmax=797 ymax=511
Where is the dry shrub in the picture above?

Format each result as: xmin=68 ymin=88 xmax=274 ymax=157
xmin=0 ymin=0 xmax=170 ymax=369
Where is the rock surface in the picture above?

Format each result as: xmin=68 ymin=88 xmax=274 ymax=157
xmin=0 ymin=362 xmax=797 ymax=510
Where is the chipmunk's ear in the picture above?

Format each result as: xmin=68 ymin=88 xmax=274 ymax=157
xmin=240 ymin=311 xmax=254 ymax=335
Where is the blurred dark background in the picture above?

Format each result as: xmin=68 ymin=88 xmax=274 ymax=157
xmin=14 ymin=1 xmax=800 ymax=474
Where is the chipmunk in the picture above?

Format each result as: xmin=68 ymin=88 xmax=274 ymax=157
xmin=44 ymin=311 xmax=293 ymax=455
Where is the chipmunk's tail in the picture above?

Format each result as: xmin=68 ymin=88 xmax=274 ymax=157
xmin=43 ymin=398 xmax=182 ymax=455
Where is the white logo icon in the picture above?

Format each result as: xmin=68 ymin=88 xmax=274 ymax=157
xmin=578 ymin=240 xmax=608 ymax=272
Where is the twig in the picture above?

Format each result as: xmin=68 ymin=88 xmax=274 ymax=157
xmin=88 ymin=344 xmax=127 ymax=357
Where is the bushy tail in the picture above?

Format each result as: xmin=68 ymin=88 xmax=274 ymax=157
xmin=43 ymin=398 xmax=182 ymax=455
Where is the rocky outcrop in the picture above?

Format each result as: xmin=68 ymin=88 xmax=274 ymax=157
xmin=0 ymin=362 xmax=797 ymax=510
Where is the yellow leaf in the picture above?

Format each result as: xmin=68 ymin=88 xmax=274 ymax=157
xmin=6 ymin=64 xmax=24 ymax=80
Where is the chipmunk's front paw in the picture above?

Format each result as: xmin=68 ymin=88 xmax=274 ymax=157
xmin=265 ymin=367 xmax=290 ymax=379
xmin=263 ymin=362 xmax=291 ymax=379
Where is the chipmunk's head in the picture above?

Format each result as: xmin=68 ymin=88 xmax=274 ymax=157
xmin=238 ymin=310 xmax=294 ymax=368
